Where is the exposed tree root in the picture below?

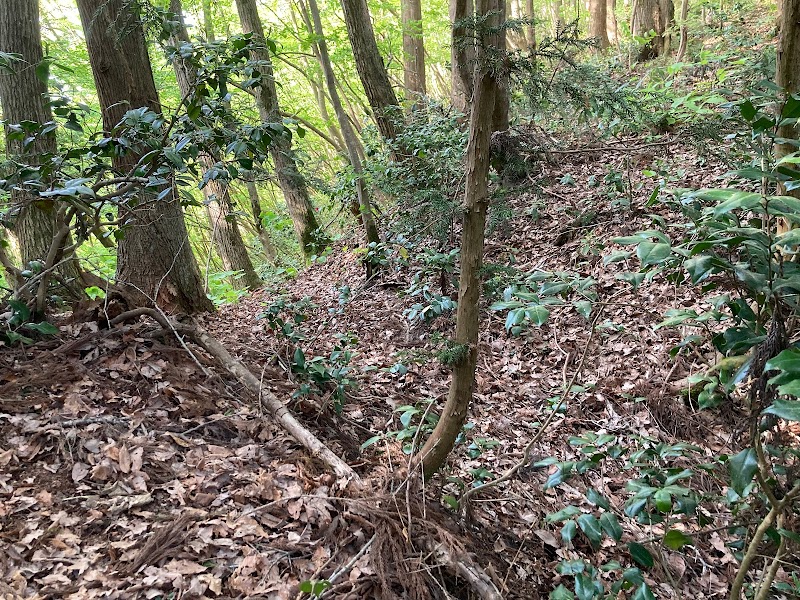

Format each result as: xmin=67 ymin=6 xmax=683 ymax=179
xmin=110 ymin=308 xmax=359 ymax=484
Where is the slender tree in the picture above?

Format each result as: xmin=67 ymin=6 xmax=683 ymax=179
xmin=245 ymin=180 xmax=277 ymax=262
xmin=401 ymin=0 xmax=426 ymax=96
xmin=416 ymin=0 xmax=500 ymax=479
xmin=589 ymin=0 xmax=611 ymax=48
xmin=339 ymin=0 xmax=401 ymax=143
xmin=607 ymin=0 xmax=619 ymax=48
xmin=0 ymin=0 xmax=84 ymax=297
xmin=492 ymin=0 xmax=510 ymax=132
xmin=168 ymin=0 xmax=261 ymax=290
xmin=630 ymin=0 xmax=675 ymax=61
xmin=76 ymin=0 xmax=213 ymax=312
xmin=676 ymin=0 xmax=689 ymax=59
xmin=234 ymin=0 xmax=325 ymax=256
xmin=306 ymin=0 xmax=380 ymax=258
xmin=525 ymin=0 xmax=536 ymax=49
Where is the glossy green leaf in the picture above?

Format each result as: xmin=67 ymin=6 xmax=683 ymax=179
xmin=636 ymin=242 xmax=672 ymax=266
xmin=728 ymin=448 xmax=758 ymax=495
xmin=628 ymin=542 xmax=654 ymax=568
xmin=763 ymin=399 xmax=800 ymax=421
xmin=599 ymin=512 xmax=623 ymax=541
xmin=663 ymin=529 xmax=693 ymax=550
xmin=577 ymin=514 xmax=602 ymax=546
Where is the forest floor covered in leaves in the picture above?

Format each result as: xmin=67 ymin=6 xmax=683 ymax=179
xmin=0 ymin=133 xmax=753 ymax=599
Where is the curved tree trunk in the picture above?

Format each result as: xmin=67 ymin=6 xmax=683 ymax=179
xmin=590 ymin=0 xmax=611 ymax=48
xmin=307 ymin=0 xmax=381 ymax=259
xmin=234 ymin=0 xmax=325 ymax=257
xmin=401 ymin=0 xmax=426 ymax=96
xmin=339 ymin=0 xmax=401 ymax=143
xmin=169 ymin=0 xmax=261 ymax=291
xmin=0 ymin=0 xmax=84 ymax=300
xmin=76 ymin=0 xmax=213 ymax=313
xmin=416 ymin=0 xmax=499 ymax=480
xmin=631 ymin=0 xmax=675 ymax=61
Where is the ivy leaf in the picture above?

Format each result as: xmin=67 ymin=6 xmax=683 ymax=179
xmin=763 ymin=399 xmax=800 ymax=422
xmin=549 ymin=584 xmax=575 ymax=600
xmin=636 ymin=242 xmax=671 ymax=266
xmin=728 ymin=448 xmax=758 ymax=495
xmin=599 ymin=512 xmax=623 ymax=541
xmin=576 ymin=514 xmax=602 ymax=547
xmin=632 ymin=582 xmax=656 ymax=600
xmin=586 ymin=488 xmax=610 ymax=510
xmin=561 ymin=519 xmax=578 ymax=543
xmin=526 ymin=305 xmax=550 ymax=326
xmin=546 ymin=505 xmax=581 ymax=523
xmin=628 ymin=542 xmax=654 ymax=568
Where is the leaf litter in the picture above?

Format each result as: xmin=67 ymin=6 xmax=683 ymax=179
xmin=0 ymin=133 xmax=758 ymax=598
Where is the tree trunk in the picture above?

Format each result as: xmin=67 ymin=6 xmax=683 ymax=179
xmin=630 ymin=0 xmax=674 ymax=61
xmin=401 ymin=0 xmax=426 ymax=96
xmin=776 ymin=0 xmax=800 ymax=234
xmin=339 ymin=0 xmax=401 ymax=144
xmin=492 ymin=0 xmax=510 ymax=133
xmin=169 ymin=0 xmax=261 ymax=291
xmin=451 ymin=0 xmax=475 ymax=114
xmin=246 ymin=181 xmax=277 ymax=262
xmin=676 ymin=0 xmax=689 ymax=59
xmin=307 ymin=0 xmax=381 ymax=256
xmin=76 ymin=0 xmax=213 ymax=313
xmin=0 ymin=0 xmax=85 ymax=299
xmin=416 ymin=0 xmax=499 ymax=480
xmin=552 ymin=0 xmax=565 ymax=35
xmin=590 ymin=0 xmax=611 ymax=47
xmin=525 ymin=0 xmax=537 ymax=49
xmin=607 ymin=0 xmax=620 ymax=47
xmin=234 ymin=0 xmax=325 ymax=257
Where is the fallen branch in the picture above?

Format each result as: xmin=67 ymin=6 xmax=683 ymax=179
xmin=110 ymin=308 xmax=359 ymax=484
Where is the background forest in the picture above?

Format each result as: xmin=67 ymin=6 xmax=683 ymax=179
xmin=2 ymin=0 xmax=800 ymax=598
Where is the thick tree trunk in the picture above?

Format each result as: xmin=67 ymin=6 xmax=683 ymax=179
xmin=307 ymin=0 xmax=381 ymax=255
xmin=339 ymin=0 xmax=401 ymax=143
xmin=401 ymin=0 xmax=426 ymax=96
xmin=234 ymin=0 xmax=325 ymax=257
xmin=417 ymin=0 xmax=499 ymax=480
xmin=169 ymin=0 xmax=261 ymax=291
xmin=76 ymin=0 xmax=213 ymax=312
xmin=630 ymin=0 xmax=674 ymax=61
xmin=0 ymin=0 xmax=84 ymax=299
xmin=590 ymin=0 xmax=611 ymax=48
xmin=451 ymin=0 xmax=475 ymax=114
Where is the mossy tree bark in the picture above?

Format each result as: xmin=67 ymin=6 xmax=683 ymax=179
xmin=0 ymin=0 xmax=85 ymax=299
xmin=168 ymin=0 xmax=261 ymax=291
xmin=76 ymin=0 xmax=213 ymax=312
xmin=234 ymin=0 xmax=325 ymax=257
xmin=416 ymin=0 xmax=499 ymax=480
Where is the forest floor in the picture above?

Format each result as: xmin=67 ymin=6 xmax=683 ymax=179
xmin=0 ymin=133 xmax=751 ymax=599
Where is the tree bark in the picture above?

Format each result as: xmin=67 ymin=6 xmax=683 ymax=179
xmin=451 ymin=0 xmax=475 ymax=114
xmin=307 ymin=0 xmax=381 ymax=255
xmin=76 ymin=0 xmax=213 ymax=313
xmin=776 ymin=0 xmax=800 ymax=236
xmin=525 ymin=0 xmax=536 ymax=49
xmin=492 ymin=0 xmax=509 ymax=133
xmin=552 ymin=0 xmax=565 ymax=35
xmin=339 ymin=0 xmax=401 ymax=143
xmin=676 ymin=0 xmax=689 ymax=58
xmin=401 ymin=0 xmax=426 ymax=96
xmin=590 ymin=0 xmax=611 ymax=48
xmin=169 ymin=0 xmax=261 ymax=291
xmin=246 ymin=180 xmax=277 ymax=262
xmin=416 ymin=0 xmax=499 ymax=480
xmin=630 ymin=0 xmax=675 ymax=61
xmin=607 ymin=0 xmax=619 ymax=47
xmin=234 ymin=0 xmax=325 ymax=257
xmin=0 ymin=0 xmax=85 ymax=299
